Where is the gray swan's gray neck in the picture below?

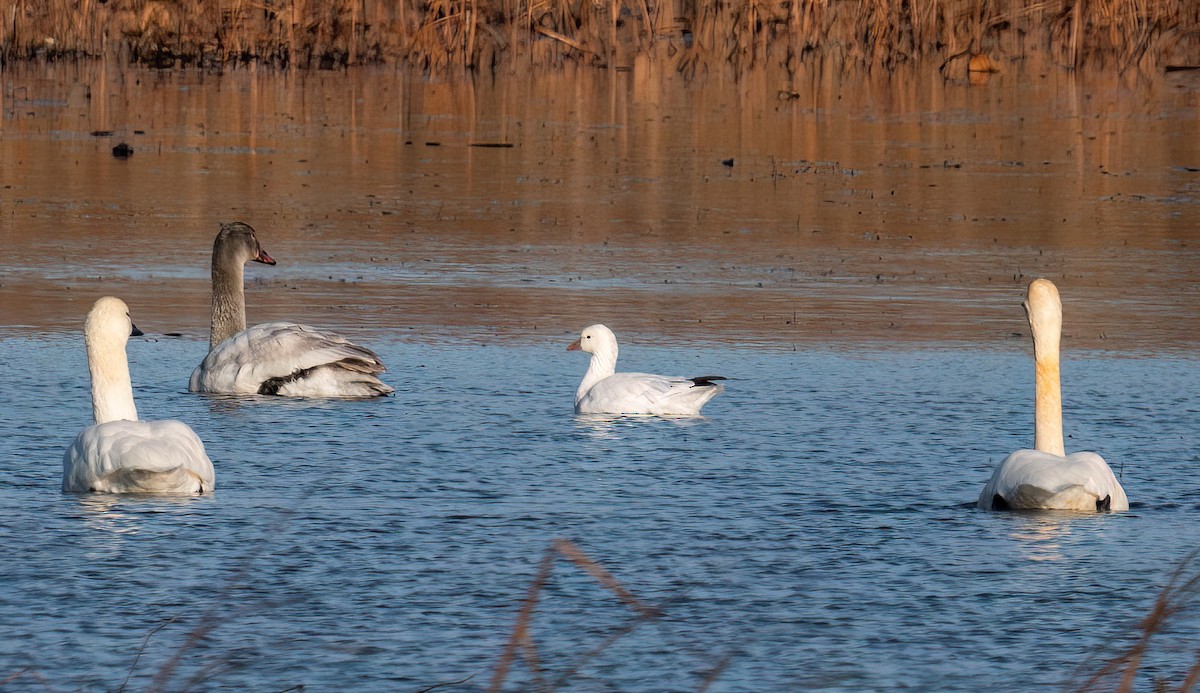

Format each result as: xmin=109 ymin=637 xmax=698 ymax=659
xmin=210 ymin=259 xmax=246 ymax=349
xmin=577 ymin=347 xmax=617 ymax=404
xmin=87 ymin=331 xmax=138 ymax=425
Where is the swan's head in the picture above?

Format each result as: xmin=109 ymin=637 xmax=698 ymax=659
xmin=567 ymin=324 xmax=618 ymax=356
xmin=85 ymin=296 xmax=143 ymax=347
xmin=1024 ymin=278 xmax=1062 ymax=346
xmin=214 ymin=221 xmax=276 ymax=268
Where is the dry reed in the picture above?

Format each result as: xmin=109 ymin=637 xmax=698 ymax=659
xmin=488 ymin=538 xmax=662 ymax=691
xmin=488 ymin=538 xmax=729 ymax=691
xmin=0 ymin=0 xmax=1197 ymax=73
xmin=1074 ymin=550 xmax=1200 ymax=693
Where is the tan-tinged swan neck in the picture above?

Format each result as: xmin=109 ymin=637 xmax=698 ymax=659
xmin=1027 ymin=278 xmax=1065 ymax=457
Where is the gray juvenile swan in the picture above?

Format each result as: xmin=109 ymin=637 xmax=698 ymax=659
xmin=64 ymin=297 xmax=214 ymax=494
xmin=188 ymin=222 xmax=393 ymax=397
xmin=978 ymin=278 xmax=1128 ymax=512
xmin=568 ymin=324 xmax=726 ymax=416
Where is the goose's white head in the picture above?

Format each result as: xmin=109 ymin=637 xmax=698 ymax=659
xmin=214 ymin=221 xmax=276 ymax=269
xmin=86 ymin=296 xmax=143 ymax=348
xmin=567 ymin=324 xmax=618 ymax=356
xmin=1024 ymin=278 xmax=1062 ymax=353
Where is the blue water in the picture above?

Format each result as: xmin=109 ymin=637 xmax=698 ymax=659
xmin=1 ymin=332 xmax=1198 ymax=691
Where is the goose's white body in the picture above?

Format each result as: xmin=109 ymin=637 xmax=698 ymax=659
xmin=568 ymin=324 xmax=725 ymax=416
xmin=64 ymin=297 xmax=214 ymax=495
xmin=188 ymin=222 xmax=392 ymax=398
xmin=978 ymin=279 xmax=1127 ymax=512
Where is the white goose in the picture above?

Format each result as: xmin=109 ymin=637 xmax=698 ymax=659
xmin=978 ymin=278 xmax=1128 ymax=512
xmin=567 ymin=324 xmax=726 ymax=416
xmin=63 ymin=297 xmax=215 ymax=494
xmin=188 ymin=222 xmax=393 ymax=398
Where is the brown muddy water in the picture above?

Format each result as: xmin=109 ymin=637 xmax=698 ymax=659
xmin=3 ymin=61 xmax=1199 ymax=350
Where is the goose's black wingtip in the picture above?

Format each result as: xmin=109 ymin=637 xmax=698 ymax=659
xmin=689 ymin=375 xmax=728 ymax=388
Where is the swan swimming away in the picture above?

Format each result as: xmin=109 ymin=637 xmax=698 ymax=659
xmin=567 ymin=324 xmax=726 ymax=416
xmin=188 ymin=222 xmax=393 ymax=398
xmin=978 ymin=279 xmax=1128 ymax=512
xmin=63 ymin=297 xmax=215 ymax=494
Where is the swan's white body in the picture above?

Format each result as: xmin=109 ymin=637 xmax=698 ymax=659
xmin=188 ymin=222 xmax=392 ymax=398
xmin=64 ymin=297 xmax=215 ymax=495
xmin=979 ymin=450 xmax=1127 ymax=512
xmin=978 ymin=279 xmax=1128 ymax=512
xmin=568 ymin=324 xmax=725 ymax=416
xmin=190 ymin=321 xmax=390 ymax=397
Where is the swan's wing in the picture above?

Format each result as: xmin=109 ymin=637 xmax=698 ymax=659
xmin=63 ymin=420 xmax=215 ymax=494
xmin=978 ymin=449 xmax=1128 ymax=511
xmin=190 ymin=322 xmax=393 ymax=397
xmin=1058 ymin=451 xmax=1129 ymax=511
xmin=578 ymin=372 xmax=724 ymax=416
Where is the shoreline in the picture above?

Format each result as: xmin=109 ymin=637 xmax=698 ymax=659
xmin=2 ymin=0 xmax=1198 ymax=74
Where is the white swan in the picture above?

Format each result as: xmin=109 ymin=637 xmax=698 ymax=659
xmin=63 ymin=297 xmax=215 ymax=494
xmin=567 ymin=324 xmax=726 ymax=416
xmin=188 ymin=222 xmax=393 ymax=397
xmin=978 ymin=279 xmax=1128 ymax=512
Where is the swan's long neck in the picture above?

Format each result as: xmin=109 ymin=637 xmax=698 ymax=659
xmin=577 ymin=344 xmax=617 ymax=404
xmin=210 ymin=259 xmax=246 ymax=349
xmin=86 ymin=331 xmax=138 ymax=425
xmin=1031 ymin=299 xmax=1065 ymax=457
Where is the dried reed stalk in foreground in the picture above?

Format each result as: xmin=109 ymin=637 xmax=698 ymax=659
xmin=489 ymin=538 xmax=678 ymax=692
xmin=1 ymin=0 xmax=1197 ymax=73
xmin=1074 ymin=550 xmax=1200 ymax=693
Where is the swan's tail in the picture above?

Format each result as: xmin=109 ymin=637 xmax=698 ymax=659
xmin=258 ymin=358 xmax=394 ymax=397
xmin=1007 ymin=483 xmax=1109 ymax=512
xmin=91 ymin=467 xmax=210 ymax=494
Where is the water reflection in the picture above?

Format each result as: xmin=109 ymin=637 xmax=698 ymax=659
xmin=70 ymin=492 xmax=212 ymax=558
xmin=1005 ymin=512 xmax=1076 ymax=561
xmin=573 ymin=412 xmax=708 ymax=439
xmin=1002 ymin=510 xmax=1128 ymax=562
xmin=2 ymin=62 xmax=1198 ymax=350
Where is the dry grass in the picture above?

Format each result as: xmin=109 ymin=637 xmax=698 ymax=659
xmin=0 ymin=0 xmax=1197 ymax=73
xmin=6 ymin=541 xmax=1200 ymax=689
xmin=489 ymin=538 xmax=730 ymax=691
xmin=1074 ymin=551 xmax=1200 ymax=693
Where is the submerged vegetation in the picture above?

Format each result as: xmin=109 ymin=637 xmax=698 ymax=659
xmin=1 ymin=0 xmax=1198 ymax=73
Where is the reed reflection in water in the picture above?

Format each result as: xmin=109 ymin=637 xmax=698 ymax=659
xmin=1 ymin=61 xmax=1199 ymax=352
